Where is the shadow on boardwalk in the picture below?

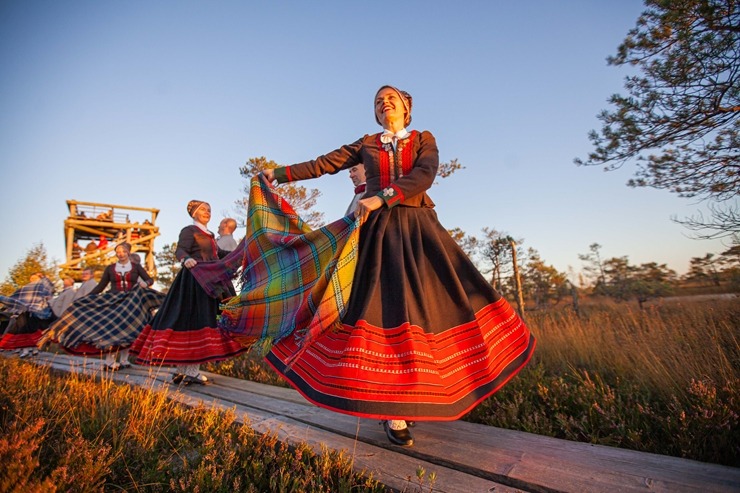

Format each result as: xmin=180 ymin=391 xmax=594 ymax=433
xmin=11 ymin=351 xmax=740 ymax=493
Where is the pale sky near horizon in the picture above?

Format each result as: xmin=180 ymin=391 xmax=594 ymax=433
xmin=0 ymin=0 xmax=732 ymax=284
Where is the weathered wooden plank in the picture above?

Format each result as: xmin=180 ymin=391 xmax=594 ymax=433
xmin=11 ymin=353 xmax=739 ymax=493
xmin=17 ymin=353 xmax=517 ymax=492
xmin=413 ymin=420 xmax=740 ymax=493
xmin=190 ymin=370 xmax=740 ymax=493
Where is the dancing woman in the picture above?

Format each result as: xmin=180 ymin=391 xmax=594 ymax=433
xmin=245 ymin=85 xmax=537 ymax=446
xmin=130 ymin=200 xmax=245 ymax=384
xmin=41 ymin=242 xmax=162 ymax=370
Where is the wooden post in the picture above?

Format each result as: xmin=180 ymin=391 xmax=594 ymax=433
xmin=509 ymin=237 xmax=525 ymax=318
xmin=568 ymin=280 xmax=580 ymax=316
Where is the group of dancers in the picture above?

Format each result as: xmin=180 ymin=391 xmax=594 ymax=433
xmin=0 ymin=207 xmax=244 ymax=384
xmin=0 ymin=85 xmax=535 ymax=447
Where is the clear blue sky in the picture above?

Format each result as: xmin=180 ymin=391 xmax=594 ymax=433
xmin=0 ymin=0 xmax=730 ymax=282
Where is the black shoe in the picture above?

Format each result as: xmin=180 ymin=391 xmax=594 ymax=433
xmin=383 ymin=421 xmax=414 ymax=446
xmin=406 ymin=421 xmax=416 ymax=427
xmin=172 ymin=373 xmax=185 ymax=384
xmin=183 ymin=375 xmax=207 ymax=386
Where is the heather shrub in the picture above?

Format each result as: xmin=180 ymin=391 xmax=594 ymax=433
xmin=0 ymin=358 xmax=387 ymax=492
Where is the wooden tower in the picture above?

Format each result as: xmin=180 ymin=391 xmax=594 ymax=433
xmin=59 ymin=200 xmax=160 ymax=281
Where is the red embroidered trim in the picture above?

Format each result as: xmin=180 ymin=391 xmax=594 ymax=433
xmin=376 ymin=131 xmax=418 ymax=190
xmin=377 ymin=134 xmax=392 ymax=188
xmin=399 ymin=130 xmax=417 ymax=177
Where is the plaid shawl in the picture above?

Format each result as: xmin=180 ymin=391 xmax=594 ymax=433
xmin=218 ymin=175 xmax=362 ymax=365
xmin=0 ymin=278 xmax=54 ymax=318
xmin=190 ymin=238 xmax=246 ymax=299
xmin=40 ymin=287 xmax=165 ymax=350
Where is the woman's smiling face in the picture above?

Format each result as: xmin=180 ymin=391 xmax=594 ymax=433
xmin=193 ymin=203 xmax=212 ymax=225
xmin=375 ymin=87 xmax=406 ymax=128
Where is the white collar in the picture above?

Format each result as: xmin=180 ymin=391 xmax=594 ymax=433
xmin=380 ymin=128 xmax=410 ymax=144
xmin=193 ymin=221 xmax=211 ymax=234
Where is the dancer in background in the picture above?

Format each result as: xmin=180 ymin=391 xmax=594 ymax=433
xmin=74 ymin=268 xmax=97 ymax=300
xmin=130 ymin=200 xmax=245 ymax=384
xmin=344 ymin=163 xmax=367 ymax=216
xmin=216 ymin=217 xmax=238 ymax=252
xmin=0 ymin=273 xmax=55 ymax=357
xmin=41 ymin=243 xmax=163 ymax=370
xmin=49 ymin=277 xmax=76 ymax=318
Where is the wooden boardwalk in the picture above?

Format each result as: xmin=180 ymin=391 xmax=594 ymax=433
xmin=14 ymin=351 xmax=740 ymax=493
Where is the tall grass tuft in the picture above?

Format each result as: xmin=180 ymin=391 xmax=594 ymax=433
xmin=466 ymin=298 xmax=739 ymax=466
xmin=0 ymin=357 xmax=388 ymax=492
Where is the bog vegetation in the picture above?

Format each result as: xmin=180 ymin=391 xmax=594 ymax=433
xmin=207 ymin=295 xmax=740 ymax=468
xmin=0 ymin=358 xmax=390 ymax=493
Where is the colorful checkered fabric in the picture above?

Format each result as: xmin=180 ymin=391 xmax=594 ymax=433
xmin=190 ymin=238 xmax=246 ymax=299
xmin=218 ymin=176 xmax=362 ymax=364
xmin=0 ymin=278 xmax=54 ymax=318
xmin=41 ymin=287 xmax=165 ymax=350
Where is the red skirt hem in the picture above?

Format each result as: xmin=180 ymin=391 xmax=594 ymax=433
xmin=60 ymin=342 xmax=122 ymax=356
xmin=266 ymin=333 xmax=535 ymax=421
xmin=130 ymin=325 xmax=246 ymax=365
xmin=265 ymin=297 xmax=536 ymax=420
xmin=0 ymin=330 xmax=43 ymax=350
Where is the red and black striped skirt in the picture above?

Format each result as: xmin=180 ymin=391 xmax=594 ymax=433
xmin=130 ymin=268 xmax=245 ymax=365
xmin=267 ymin=206 xmax=535 ymax=421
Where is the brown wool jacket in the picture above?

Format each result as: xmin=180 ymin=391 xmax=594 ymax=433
xmin=176 ymin=225 xmax=228 ymax=262
xmin=274 ymin=130 xmax=439 ymax=209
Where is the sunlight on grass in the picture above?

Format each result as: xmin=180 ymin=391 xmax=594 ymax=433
xmin=0 ymin=358 xmax=388 ymax=492
xmin=209 ymin=297 xmax=739 ymax=467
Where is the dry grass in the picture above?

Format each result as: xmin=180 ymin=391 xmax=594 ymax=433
xmin=530 ymin=297 xmax=739 ymax=397
xmin=465 ymin=297 xmax=739 ymax=466
xmin=0 ymin=358 xmax=388 ymax=492
xmin=209 ymin=297 xmax=740 ymax=467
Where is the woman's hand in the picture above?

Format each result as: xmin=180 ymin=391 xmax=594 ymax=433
xmin=261 ymin=169 xmax=275 ymax=183
xmin=137 ymin=279 xmax=148 ymax=288
xmin=356 ymin=196 xmax=383 ymax=219
xmin=183 ymin=258 xmax=197 ymax=269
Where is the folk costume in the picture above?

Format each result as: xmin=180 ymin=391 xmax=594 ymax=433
xmin=49 ymin=285 xmax=76 ymax=318
xmin=41 ymin=261 xmax=163 ymax=367
xmin=0 ymin=277 xmax=55 ymax=354
xmin=89 ymin=261 xmax=154 ymax=295
xmin=129 ymin=201 xmax=245 ymax=382
xmin=221 ymin=130 xmax=536 ymax=423
xmin=345 ymin=182 xmax=366 ymax=216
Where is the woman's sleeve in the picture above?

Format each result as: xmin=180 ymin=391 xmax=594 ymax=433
xmin=88 ymin=267 xmax=111 ymax=295
xmin=175 ymin=227 xmax=194 ymax=261
xmin=136 ymin=264 xmax=154 ymax=286
xmin=274 ymin=138 xmax=364 ymax=183
xmin=378 ymin=131 xmax=439 ymax=207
